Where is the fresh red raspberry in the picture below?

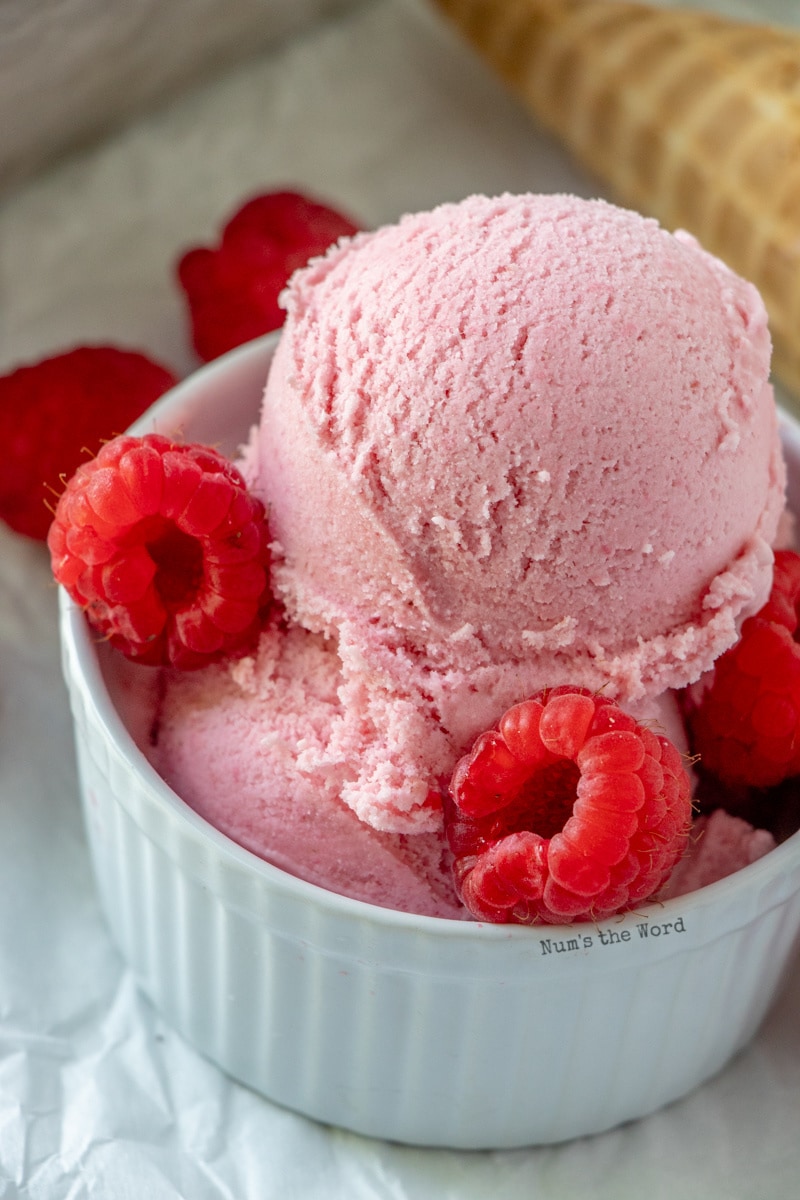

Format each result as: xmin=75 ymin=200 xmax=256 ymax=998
xmin=48 ymin=433 xmax=272 ymax=669
xmin=445 ymin=686 xmax=692 ymax=924
xmin=687 ymin=549 xmax=800 ymax=788
xmin=0 ymin=346 xmax=177 ymax=541
xmin=177 ymin=190 xmax=361 ymax=362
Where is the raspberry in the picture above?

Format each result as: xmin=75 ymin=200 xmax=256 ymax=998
xmin=0 ymin=346 xmax=177 ymax=541
xmin=445 ymin=686 xmax=692 ymax=924
xmin=686 ymin=549 xmax=800 ymax=788
xmin=48 ymin=433 xmax=272 ymax=669
xmin=177 ymin=190 xmax=361 ymax=362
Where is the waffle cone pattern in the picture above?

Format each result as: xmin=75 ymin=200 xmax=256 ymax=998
xmin=432 ymin=0 xmax=800 ymax=397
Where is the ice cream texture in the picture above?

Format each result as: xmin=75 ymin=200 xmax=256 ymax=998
xmin=147 ymin=192 xmax=785 ymax=912
xmin=241 ymin=192 xmax=784 ymax=833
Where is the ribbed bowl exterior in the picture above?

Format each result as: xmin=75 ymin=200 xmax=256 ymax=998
xmin=58 ymin=336 xmax=800 ymax=1148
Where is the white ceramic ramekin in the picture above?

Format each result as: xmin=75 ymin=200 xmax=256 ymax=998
xmin=59 ymin=334 xmax=800 ymax=1149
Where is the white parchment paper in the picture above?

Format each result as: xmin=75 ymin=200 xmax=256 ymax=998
xmin=1 ymin=1 xmax=799 ymax=1194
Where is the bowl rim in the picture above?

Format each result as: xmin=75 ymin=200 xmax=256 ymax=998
xmin=59 ymin=333 xmax=800 ymax=944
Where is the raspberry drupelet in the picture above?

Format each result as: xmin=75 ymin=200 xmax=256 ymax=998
xmin=445 ymin=687 xmax=693 ymax=924
xmin=48 ymin=433 xmax=272 ymax=669
xmin=687 ymin=549 xmax=800 ymax=788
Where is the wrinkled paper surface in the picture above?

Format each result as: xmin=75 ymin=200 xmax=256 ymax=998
xmin=1 ymin=1 xmax=799 ymax=1194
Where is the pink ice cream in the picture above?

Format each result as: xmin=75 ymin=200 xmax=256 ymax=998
xmin=661 ymin=810 xmax=776 ymax=899
xmin=146 ymin=192 xmax=786 ymax=915
xmin=147 ymin=616 xmax=463 ymax=916
xmin=247 ymin=192 xmax=783 ymax=832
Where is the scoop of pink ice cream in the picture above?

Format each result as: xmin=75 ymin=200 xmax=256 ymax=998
xmin=660 ymin=810 xmax=776 ymax=898
xmin=250 ymin=193 xmax=783 ymax=832
xmin=148 ymin=615 xmax=464 ymax=918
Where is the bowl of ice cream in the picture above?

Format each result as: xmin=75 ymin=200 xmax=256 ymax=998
xmin=57 ymin=194 xmax=800 ymax=1149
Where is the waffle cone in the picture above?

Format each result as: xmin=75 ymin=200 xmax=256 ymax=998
xmin=432 ymin=0 xmax=800 ymax=397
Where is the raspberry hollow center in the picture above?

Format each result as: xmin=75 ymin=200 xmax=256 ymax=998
xmin=504 ymin=759 xmax=581 ymax=841
xmin=447 ymin=687 xmax=693 ymax=924
xmin=146 ymin=521 xmax=204 ymax=609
